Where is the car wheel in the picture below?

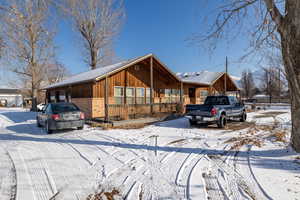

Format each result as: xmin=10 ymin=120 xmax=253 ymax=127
xmin=45 ymin=121 xmax=52 ymax=134
xmin=36 ymin=117 xmax=42 ymax=127
xmin=217 ymin=114 xmax=227 ymax=128
xmin=77 ymin=126 xmax=84 ymax=130
xmin=189 ymin=119 xmax=197 ymax=126
xmin=240 ymin=112 xmax=247 ymax=122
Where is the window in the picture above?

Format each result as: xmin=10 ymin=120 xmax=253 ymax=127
xmin=146 ymin=88 xmax=151 ymax=104
xmin=136 ymin=88 xmax=145 ymax=104
xmin=165 ymin=89 xmax=171 ymax=97
xmin=126 ymin=87 xmax=135 ymax=104
xmin=170 ymin=89 xmax=179 ymax=103
xmin=52 ymin=103 xmax=79 ymax=113
xmin=200 ymin=90 xmax=208 ymax=97
xmin=114 ymin=86 xmax=124 ymax=97
xmin=114 ymin=86 xmax=124 ymax=104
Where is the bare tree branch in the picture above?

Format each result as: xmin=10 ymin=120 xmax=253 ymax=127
xmin=57 ymin=0 xmax=125 ymax=69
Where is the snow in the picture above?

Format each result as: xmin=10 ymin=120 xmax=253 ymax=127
xmin=44 ymin=60 xmax=131 ymax=89
xmin=177 ymin=71 xmax=223 ymax=85
xmin=0 ymin=107 xmax=299 ymax=200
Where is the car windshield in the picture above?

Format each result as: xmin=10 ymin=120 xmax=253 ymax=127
xmin=52 ymin=103 xmax=79 ymax=113
xmin=204 ymin=96 xmax=229 ymax=105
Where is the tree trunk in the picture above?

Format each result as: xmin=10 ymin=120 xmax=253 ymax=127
xmin=280 ymin=9 xmax=300 ymax=151
xmin=31 ymin=87 xmax=38 ymax=112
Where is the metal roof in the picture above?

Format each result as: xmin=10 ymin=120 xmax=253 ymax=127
xmin=44 ymin=54 xmax=181 ymax=89
xmin=176 ymin=71 xmax=224 ymax=85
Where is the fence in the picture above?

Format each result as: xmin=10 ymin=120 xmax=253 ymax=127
xmin=107 ymin=103 xmax=182 ymax=121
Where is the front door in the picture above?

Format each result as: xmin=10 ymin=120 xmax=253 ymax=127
xmin=188 ymin=88 xmax=196 ymax=104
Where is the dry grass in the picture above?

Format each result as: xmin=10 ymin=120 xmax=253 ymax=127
xmin=230 ymin=137 xmax=263 ymax=150
xmin=225 ymin=121 xmax=256 ymax=131
xmin=111 ymin=123 xmax=150 ymax=130
xmin=86 ymin=188 xmax=120 ymax=200
xmin=270 ymin=130 xmax=288 ymax=142
xmin=253 ymin=111 xmax=287 ymax=119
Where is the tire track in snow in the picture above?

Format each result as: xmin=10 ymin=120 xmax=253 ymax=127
xmin=17 ymin=146 xmax=56 ymax=200
xmin=0 ymin=147 xmax=17 ymax=200
xmin=246 ymin=145 xmax=273 ymax=200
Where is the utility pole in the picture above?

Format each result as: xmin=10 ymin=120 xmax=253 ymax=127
xmin=224 ymin=56 xmax=228 ymax=95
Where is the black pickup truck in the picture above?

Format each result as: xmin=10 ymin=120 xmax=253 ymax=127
xmin=185 ymin=96 xmax=247 ymax=128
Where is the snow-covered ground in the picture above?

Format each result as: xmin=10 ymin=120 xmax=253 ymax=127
xmin=0 ymin=107 xmax=299 ymax=200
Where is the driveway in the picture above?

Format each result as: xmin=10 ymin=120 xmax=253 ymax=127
xmin=0 ymin=107 xmax=299 ymax=200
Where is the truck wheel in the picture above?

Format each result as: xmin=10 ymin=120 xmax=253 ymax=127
xmin=189 ymin=119 xmax=197 ymax=126
xmin=217 ymin=115 xmax=227 ymax=128
xmin=240 ymin=112 xmax=247 ymax=122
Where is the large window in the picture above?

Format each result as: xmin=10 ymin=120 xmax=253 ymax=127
xmin=126 ymin=87 xmax=135 ymax=104
xmin=165 ymin=89 xmax=171 ymax=97
xmin=114 ymin=86 xmax=124 ymax=104
xmin=171 ymin=89 xmax=180 ymax=103
xmin=136 ymin=88 xmax=145 ymax=104
xmin=146 ymin=88 xmax=151 ymax=104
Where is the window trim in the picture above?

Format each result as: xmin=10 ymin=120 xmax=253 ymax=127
xmin=114 ymin=86 xmax=124 ymax=97
xmin=125 ymin=87 xmax=135 ymax=97
xmin=165 ymin=89 xmax=171 ymax=97
xmin=136 ymin=87 xmax=145 ymax=97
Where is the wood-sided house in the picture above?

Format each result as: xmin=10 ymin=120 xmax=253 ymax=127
xmin=44 ymin=54 xmax=239 ymax=120
xmin=177 ymin=71 xmax=240 ymax=105
xmin=44 ymin=54 xmax=183 ymax=120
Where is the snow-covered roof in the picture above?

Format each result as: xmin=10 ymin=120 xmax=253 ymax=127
xmin=176 ymin=71 xmax=224 ymax=85
xmin=44 ymin=55 xmax=152 ymax=89
xmin=44 ymin=61 xmax=129 ymax=89
xmin=44 ymin=54 xmax=182 ymax=89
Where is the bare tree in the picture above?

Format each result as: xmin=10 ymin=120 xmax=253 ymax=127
xmin=0 ymin=0 xmax=55 ymax=111
xmin=58 ymin=0 xmax=125 ymax=69
xmin=240 ymin=70 xmax=255 ymax=99
xmin=45 ymin=61 xmax=70 ymax=84
xmin=192 ymin=0 xmax=300 ymax=152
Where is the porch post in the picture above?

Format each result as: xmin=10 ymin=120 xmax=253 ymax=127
xmin=124 ymin=69 xmax=127 ymax=105
xmin=180 ymin=82 xmax=183 ymax=103
xmin=150 ymin=56 xmax=153 ymax=114
xmin=104 ymin=76 xmax=109 ymax=122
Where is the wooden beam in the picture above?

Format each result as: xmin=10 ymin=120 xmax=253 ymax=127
xmin=150 ymin=57 xmax=153 ymax=113
xmin=124 ymin=69 xmax=127 ymax=105
xmin=180 ymin=82 xmax=183 ymax=104
xmin=104 ymin=76 xmax=109 ymax=122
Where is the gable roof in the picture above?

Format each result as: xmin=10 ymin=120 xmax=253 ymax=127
xmin=44 ymin=53 xmax=180 ymax=89
xmin=176 ymin=71 xmax=224 ymax=85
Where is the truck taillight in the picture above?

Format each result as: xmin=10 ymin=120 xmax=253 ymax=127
xmin=51 ymin=114 xmax=60 ymax=120
xmin=80 ymin=112 xmax=85 ymax=120
xmin=211 ymin=108 xmax=217 ymax=116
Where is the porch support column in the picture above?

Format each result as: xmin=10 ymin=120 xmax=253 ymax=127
xmin=150 ymin=56 xmax=153 ymax=114
xmin=104 ymin=76 xmax=109 ymax=122
xmin=180 ymin=82 xmax=183 ymax=104
xmin=124 ymin=69 xmax=127 ymax=105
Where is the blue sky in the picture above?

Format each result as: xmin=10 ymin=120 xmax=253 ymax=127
xmin=1 ymin=0 xmax=259 ymax=87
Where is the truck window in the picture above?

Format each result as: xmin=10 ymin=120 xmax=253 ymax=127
xmin=204 ymin=96 xmax=229 ymax=105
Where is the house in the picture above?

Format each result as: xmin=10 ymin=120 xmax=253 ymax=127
xmin=44 ymin=54 xmax=183 ymax=120
xmin=0 ymin=88 xmax=23 ymax=107
xmin=177 ymin=71 xmax=240 ymax=104
xmin=44 ymin=54 xmax=240 ymax=120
